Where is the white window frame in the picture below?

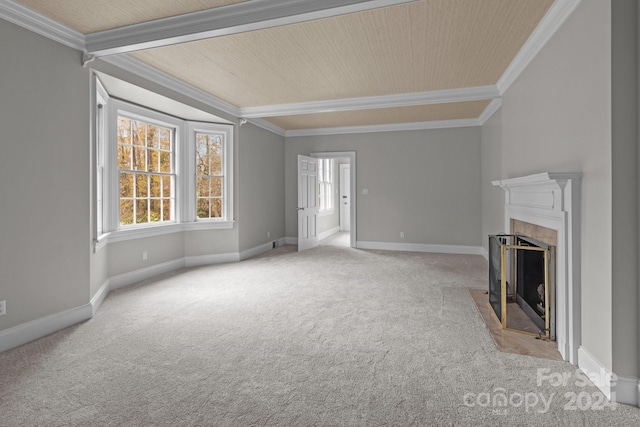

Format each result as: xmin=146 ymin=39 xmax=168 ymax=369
xmin=95 ymin=80 xmax=109 ymax=244
xmin=93 ymin=77 xmax=234 ymax=251
xmin=318 ymin=158 xmax=334 ymax=216
xmin=185 ymin=122 xmax=234 ymax=229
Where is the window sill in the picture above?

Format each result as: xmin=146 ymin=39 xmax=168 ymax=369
xmin=182 ymin=220 xmax=235 ymax=231
xmin=93 ymin=220 xmax=235 ymax=251
xmin=318 ymin=209 xmax=335 ymax=217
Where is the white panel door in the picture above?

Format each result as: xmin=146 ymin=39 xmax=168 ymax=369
xmin=340 ymin=164 xmax=351 ymax=232
xmin=298 ymin=155 xmax=319 ymax=251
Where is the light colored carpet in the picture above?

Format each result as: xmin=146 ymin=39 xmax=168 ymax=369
xmin=1 ymin=245 xmax=639 ymax=426
xmin=319 ymin=231 xmax=350 ymax=247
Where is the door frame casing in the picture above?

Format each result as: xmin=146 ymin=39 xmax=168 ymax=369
xmin=339 ymin=163 xmax=350 ymax=232
xmin=311 ymin=151 xmax=356 ymax=248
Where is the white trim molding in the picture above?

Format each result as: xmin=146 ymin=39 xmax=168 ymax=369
xmin=497 ymin=0 xmax=582 ymax=93
xmin=284 ymin=237 xmax=298 ymax=245
xmin=578 ymin=346 xmax=640 ymax=406
xmin=0 ymin=0 xmax=583 ymax=137
xmin=0 ymin=0 xmax=86 ymax=50
xmin=101 ymin=55 xmax=241 ymax=119
xmin=0 ymin=304 xmax=93 ymax=354
xmin=318 ymin=226 xmax=340 ymax=241
xmin=242 ymin=85 xmax=500 ymax=118
xmin=493 ymin=172 xmax=582 ymax=364
xmin=356 ymin=241 xmax=483 ymax=256
xmin=478 ymin=98 xmax=502 ymax=124
xmin=286 ymin=118 xmax=480 ymax=138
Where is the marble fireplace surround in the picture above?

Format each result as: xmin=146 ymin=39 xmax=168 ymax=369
xmin=492 ymin=173 xmax=582 ymax=364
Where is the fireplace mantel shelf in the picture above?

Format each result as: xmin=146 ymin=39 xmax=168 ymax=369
xmin=492 ymin=172 xmax=582 ymax=188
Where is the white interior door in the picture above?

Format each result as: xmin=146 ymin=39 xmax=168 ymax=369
xmin=340 ymin=164 xmax=351 ymax=232
xmin=298 ymin=155 xmax=319 ymax=251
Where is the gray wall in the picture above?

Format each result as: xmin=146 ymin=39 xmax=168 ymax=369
xmin=481 ymin=0 xmax=628 ymax=373
xmin=237 ymin=123 xmax=286 ymax=252
xmin=611 ymin=0 xmax=638 ymax=377
xmin=0 ymin=21 xmax=90 ymax=330
xmin=285 ymin=127 xmax=482 ymax=247
xmin=480 ymin=107 xmax=503 ymax=255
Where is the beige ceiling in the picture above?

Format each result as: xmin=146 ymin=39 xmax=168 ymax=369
xmin=16 ymin=0 xmax=554 ymax=131
xmin=17 ymin=0 xmax=249 ymax=33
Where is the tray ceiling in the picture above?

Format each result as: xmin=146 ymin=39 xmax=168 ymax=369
xmin=15 ymin=0 xmax=555 ymax=132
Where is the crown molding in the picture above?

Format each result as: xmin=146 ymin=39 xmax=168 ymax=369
xmin=245 ymin=118 xmax=287 ymax=137
xmin=100 ymin=55 xmax=242 ymax=119
xmin=478 ymin=98 xmax=502 ymax=124
xmin=0 ymin=0 xmax=582 ymax=135
xmin=85 ymin=0 xmax=420 ymax=56
xmin=496 ymin=0 xmax=582 ymax=93
xmin=284 ymin=118 xmax=480 ymax=138
xmin=0 ymin=0 xmax=85 ymax=50
xmin=99 ymin=55 xmax=287 ymax=136
xmin=241 ymin=85 xmax=500 ymax=118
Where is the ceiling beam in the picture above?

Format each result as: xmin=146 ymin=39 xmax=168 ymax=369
xmin=240 ymin=85 xmax=501 ymax=118
xmin=85 ymin=0 xmax=420 ymax=57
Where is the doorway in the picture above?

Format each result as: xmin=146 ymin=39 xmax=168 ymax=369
xmin=310 ymin=151 xmax=356 ymax=249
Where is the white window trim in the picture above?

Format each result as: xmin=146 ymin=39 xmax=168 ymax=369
xmin=93 ymin=76 xmax=234 ymax=252
xmin=94 ymin=79 xmax=109 ymax=251
xmin=108 ymin=99 xmax=183 ymax=231
xmin=186 ymin=121 xmax=234 ymax=227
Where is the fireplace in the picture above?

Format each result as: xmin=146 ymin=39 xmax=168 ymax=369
xmin=488 ymin=234 xmax=556 ymax=340
xmin=492 ymin=173 xmax=581 ymax=363
xmin=517 ymin=236 xmax=550 ymax=333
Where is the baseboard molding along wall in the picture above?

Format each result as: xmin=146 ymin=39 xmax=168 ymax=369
xmin=284 ymin=237 xmax=298 ymax=245
xmin=578 ymin=345 xmax=639 ymax=406
xmin=318 ymin=226 xmax=340 ymax=241
xmin=356 ymin=241 xmax=483 ymax=255
xmin=0 ymin=238 xmax=286 ymax=354
xmin=0 ymin=304 xmax=93 ymax=354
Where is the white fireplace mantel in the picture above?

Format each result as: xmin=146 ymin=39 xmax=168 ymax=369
xmin=492 ymin=172 xmax=582 ymax=364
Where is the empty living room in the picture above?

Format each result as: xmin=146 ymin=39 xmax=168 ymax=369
xmin=1 ymin=0 xmax=640 ymax=425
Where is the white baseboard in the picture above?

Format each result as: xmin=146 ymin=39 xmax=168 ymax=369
xmin=356 ymin=241 xmax=483 ymax=255
xmin=480 ymin=246 xmax=489 ymax=261
xmin=318 ymin=226 xmax=340 ymax=241
xmin=185 ymin=252 xmax=240 ymax=267
xmin=240 ymin=241 xmax=274 ymax=261
xmin=0 ymin=304 xmax=93 ymax=354
xmin=90 ymin=280 xmax=111 ymax=317
xmin=578 ymin=346 xmax=613 ymax=400
xmin=284 ymin=237 xmax=298 ymax=245
xmin=557 ymin=337 xmax=570 ymax=364
xmin=110 ymin=259 xmax=186 ymax=290
xmin=578 ymin=345 xmax=639 ymax=405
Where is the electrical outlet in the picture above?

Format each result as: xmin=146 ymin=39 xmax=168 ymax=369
xmin=400 ymin=232 xmax=405 ymax=238
xmin=0 ymin=300 xmax=6 ymax=316
xmin=142 ymin=251 xmax=148 ymax=261
xmin=267 ymin=231 xmax=271 ymax=238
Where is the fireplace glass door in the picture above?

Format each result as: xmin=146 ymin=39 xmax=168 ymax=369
xmin=488 ymin=235 xmax=555 ymax=340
